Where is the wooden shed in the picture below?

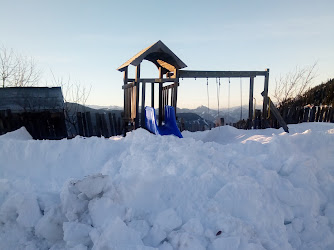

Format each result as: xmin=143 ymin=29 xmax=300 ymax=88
xmin=0 ymin=87 xmax=67 ymax=139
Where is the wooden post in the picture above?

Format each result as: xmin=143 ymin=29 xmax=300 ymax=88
xmin=159 ymin=67 xmax=163 ymax=126
xmin=135 ymin=64 xmax=141 ymax=128
xmin=77 ymin=112 xmax=84 ymax=136
xmin=95 ymin=113 xmax=102 ymax=137
xmin=174 ymin=82 xmax=178 ymax=115
xmin=303 ymin=107 xmax=310 ymax=122
xmin=108 ymin=113 xmax=115 ymax=136
xmin=123 ymin=67 xmax=128 ymax=118
xmin=112 ymin=113 xmax=117 ymax=135
xmin=82 ymin=112 xmax=87 ymax=136
xmin=262 ymin=69 xmax=269 ymax=120
xmin=85 ymin=112 xmax=93 ymax=137
xmin=248 ymin=77 xmax=254 ymax=129
xmin=99 ymin=114 xmax=106 ymax=137
xmin=151 ymin=82 xmax=154 ymax=108
xmin=141 ymin=82 xmax=146 ymax=128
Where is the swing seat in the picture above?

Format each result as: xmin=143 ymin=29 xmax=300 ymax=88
xmin=145 ymin=106 xmax=183 ymax=138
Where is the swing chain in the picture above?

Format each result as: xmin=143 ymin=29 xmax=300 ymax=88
xmin=206 ymin=77 xmax=210 ymax=120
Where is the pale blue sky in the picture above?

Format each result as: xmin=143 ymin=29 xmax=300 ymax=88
xmin=1 ymin=0 xmax=333 ymax=109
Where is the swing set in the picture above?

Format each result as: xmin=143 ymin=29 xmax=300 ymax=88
xmin=117 ymin=40 xmax=288 ymax=136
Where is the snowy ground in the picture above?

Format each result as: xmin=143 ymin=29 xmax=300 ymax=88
xmin=0 ymin=123 xmax=334 ymax=250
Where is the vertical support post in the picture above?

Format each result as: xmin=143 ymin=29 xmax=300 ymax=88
xmin=141 ymin=82 xmax=146 ymax=128
xmin=173 ymin=68 xmax=179 ymax=116
xmin=173 ymin=81 xmax=178 ymax=112
xmin=135 ymin=64 xmax=140 ymax=128
xmin=151 ymin=82 xmax=154 ymax=108
xmin=262 ymin=68 xmax=270 ymax=123
xmin=248 ymin=77 xmax=254 ymax=129
xmin=158 ymin=67 xmax=163 ymax=126
xmin=123 ymin=67 xmax=128 ymax=118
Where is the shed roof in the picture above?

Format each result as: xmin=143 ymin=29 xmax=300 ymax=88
xmin=117 ymin=40 xmax=187 ymax=74
xmin=0 ymin=87 xmax=64 ymax=112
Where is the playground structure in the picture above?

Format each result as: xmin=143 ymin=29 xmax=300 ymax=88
xmin=117 ymin=40 xmax=288 ymax=135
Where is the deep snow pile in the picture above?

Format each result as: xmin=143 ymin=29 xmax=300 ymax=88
xmin=0 ymin=123 xmax=334 ymax=250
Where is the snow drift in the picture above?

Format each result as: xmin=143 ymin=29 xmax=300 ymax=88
xmin=0 ymin=123 xmax=334 ymax=249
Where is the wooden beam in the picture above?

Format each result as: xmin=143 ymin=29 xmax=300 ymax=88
xmin=173 ymin=82 xmax=178 ymax=112
xmin=123 ymin=67 xmax=128 ymax=119
xmin=248 ymin=77 xmax=254 ymax=129
xmin=179 ymin=70 xmax=268 ymax=78
xmin=159 ymin=67 xmax=163 ymax=126
xmin=151 ymin=82 xmax=154 ymax=108
xmin=262 ymin=69 xmax=270 ymax=120
xmin=141 ymin=82 xmax=146 ymax=128
xmin=126 ymin=78 xmax=179 ymax=83
xmin=135 ymin=64 xmax=140 ymax=128
xmin=268 ymin=97 xmax=289 ymax=133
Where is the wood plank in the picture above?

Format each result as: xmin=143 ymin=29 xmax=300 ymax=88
xmin=248 ymin=77 xmax=254 ymax=129
xmin=262 ymin=69 xmax=270 ymax=120
xmin=141 ymin=82 xmax=146 ymax=128
xmin=179 ymin=70 xmax=268 ymax=78
xmin=135 ymin=64 xmax=140 ymax=128
xmin=151 ymin=82 xmax=154 ymax=108
xmin=127 ymin=78 xmax=179 ymax=83
xmin=159 ymin=67 xmax=163 ymax=126
xmin=268 ymin=100 xmax=289 ymax=133
xmin=77 ymin=112 xmax=84 ymax=136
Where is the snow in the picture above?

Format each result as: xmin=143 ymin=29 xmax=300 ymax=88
xmin=0 ymin=123 xmax=334 ymax=249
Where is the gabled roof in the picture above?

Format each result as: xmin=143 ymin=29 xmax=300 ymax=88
xmin=0 ymin=87 xmax=64 ymax=112
xmin=117 ymin=40 xmax=187 ymax=74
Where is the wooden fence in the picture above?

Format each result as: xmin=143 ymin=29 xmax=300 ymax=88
xmin=0 ymin=109 xmax=67 ymax=139
xmin=268 ymin=105 xmax=334 ymax=129
xmin=74 ymin=111 xmax=122 ymax=138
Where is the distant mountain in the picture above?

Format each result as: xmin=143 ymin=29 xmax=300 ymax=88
xmin=177 ymin=105 xmax=251 ymax=124
xmin=87 ymin=105 xmax=123 ymax=110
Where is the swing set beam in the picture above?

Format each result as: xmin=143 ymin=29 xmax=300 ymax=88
xmin=178 ymin=70 xmax=268 ymax=78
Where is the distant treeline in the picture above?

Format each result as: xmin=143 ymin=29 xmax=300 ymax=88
xmin=281 ymin=78 xmax=334 ymax=108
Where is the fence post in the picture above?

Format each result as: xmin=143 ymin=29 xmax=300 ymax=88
xmin=108 ymin=113 xmax=115 ymax=136
xmin=303 ymin=107 xmax=309 ymax=122
xmin=112 ymin=114 xmax=118 ymax=135
xmin=77 ymin=112 xmax=84 ymax=136
xmin=85 ymin=112 xmax=93 ymax=137
xmin=101 ymin=114 xmax=109 ymax=138
xmin=95 ymin=113 xmax=102 ymax=137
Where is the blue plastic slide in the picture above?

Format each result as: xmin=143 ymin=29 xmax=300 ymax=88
xmin=145 ymin=106 xmax=183 ymax=138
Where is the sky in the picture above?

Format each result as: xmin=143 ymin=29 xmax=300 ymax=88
xmin=1 ymin=0 xmax=333 ymax=109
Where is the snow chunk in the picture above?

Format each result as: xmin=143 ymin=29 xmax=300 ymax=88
xmin=182 ymin=218 xmax=204 ymax=236
xmin=143 ymin=225 xmax=166 ymax=247
xmin=75 ymin=174 xmax=109 ymax=199
xmin=211 ymin=236 xmax=240 ymax=250
xmin=154 ymin=208 xmax=182 ymax=233
xmin=0 ymin=192 xmax=42 ymax=228
xmin=92 ymin=217 xmax=152 ymax=250
xmin=35 ymin=207 xmax=65 ymax=242
xmin=63 ymin=222 xmax=92 ymax=248
xmin=168 ymin=231 xmax=205 ymax=250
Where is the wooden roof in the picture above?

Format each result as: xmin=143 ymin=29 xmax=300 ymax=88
xmin=0 ymin=87 xmax=64 ymax=112
xmin=117 ymin=40 xmax=187 ymax=74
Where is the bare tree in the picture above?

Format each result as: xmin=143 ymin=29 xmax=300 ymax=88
xmin=0 ymin=46 xmax=40 ymax=87
xmin=51 ymin=72 xmax=91 ymax=136
xmin=273 ymin=62 xmax=317 ymax=106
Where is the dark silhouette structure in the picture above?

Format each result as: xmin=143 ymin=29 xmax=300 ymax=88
xmin=0 ymin=87 xmax=67 ymax=139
